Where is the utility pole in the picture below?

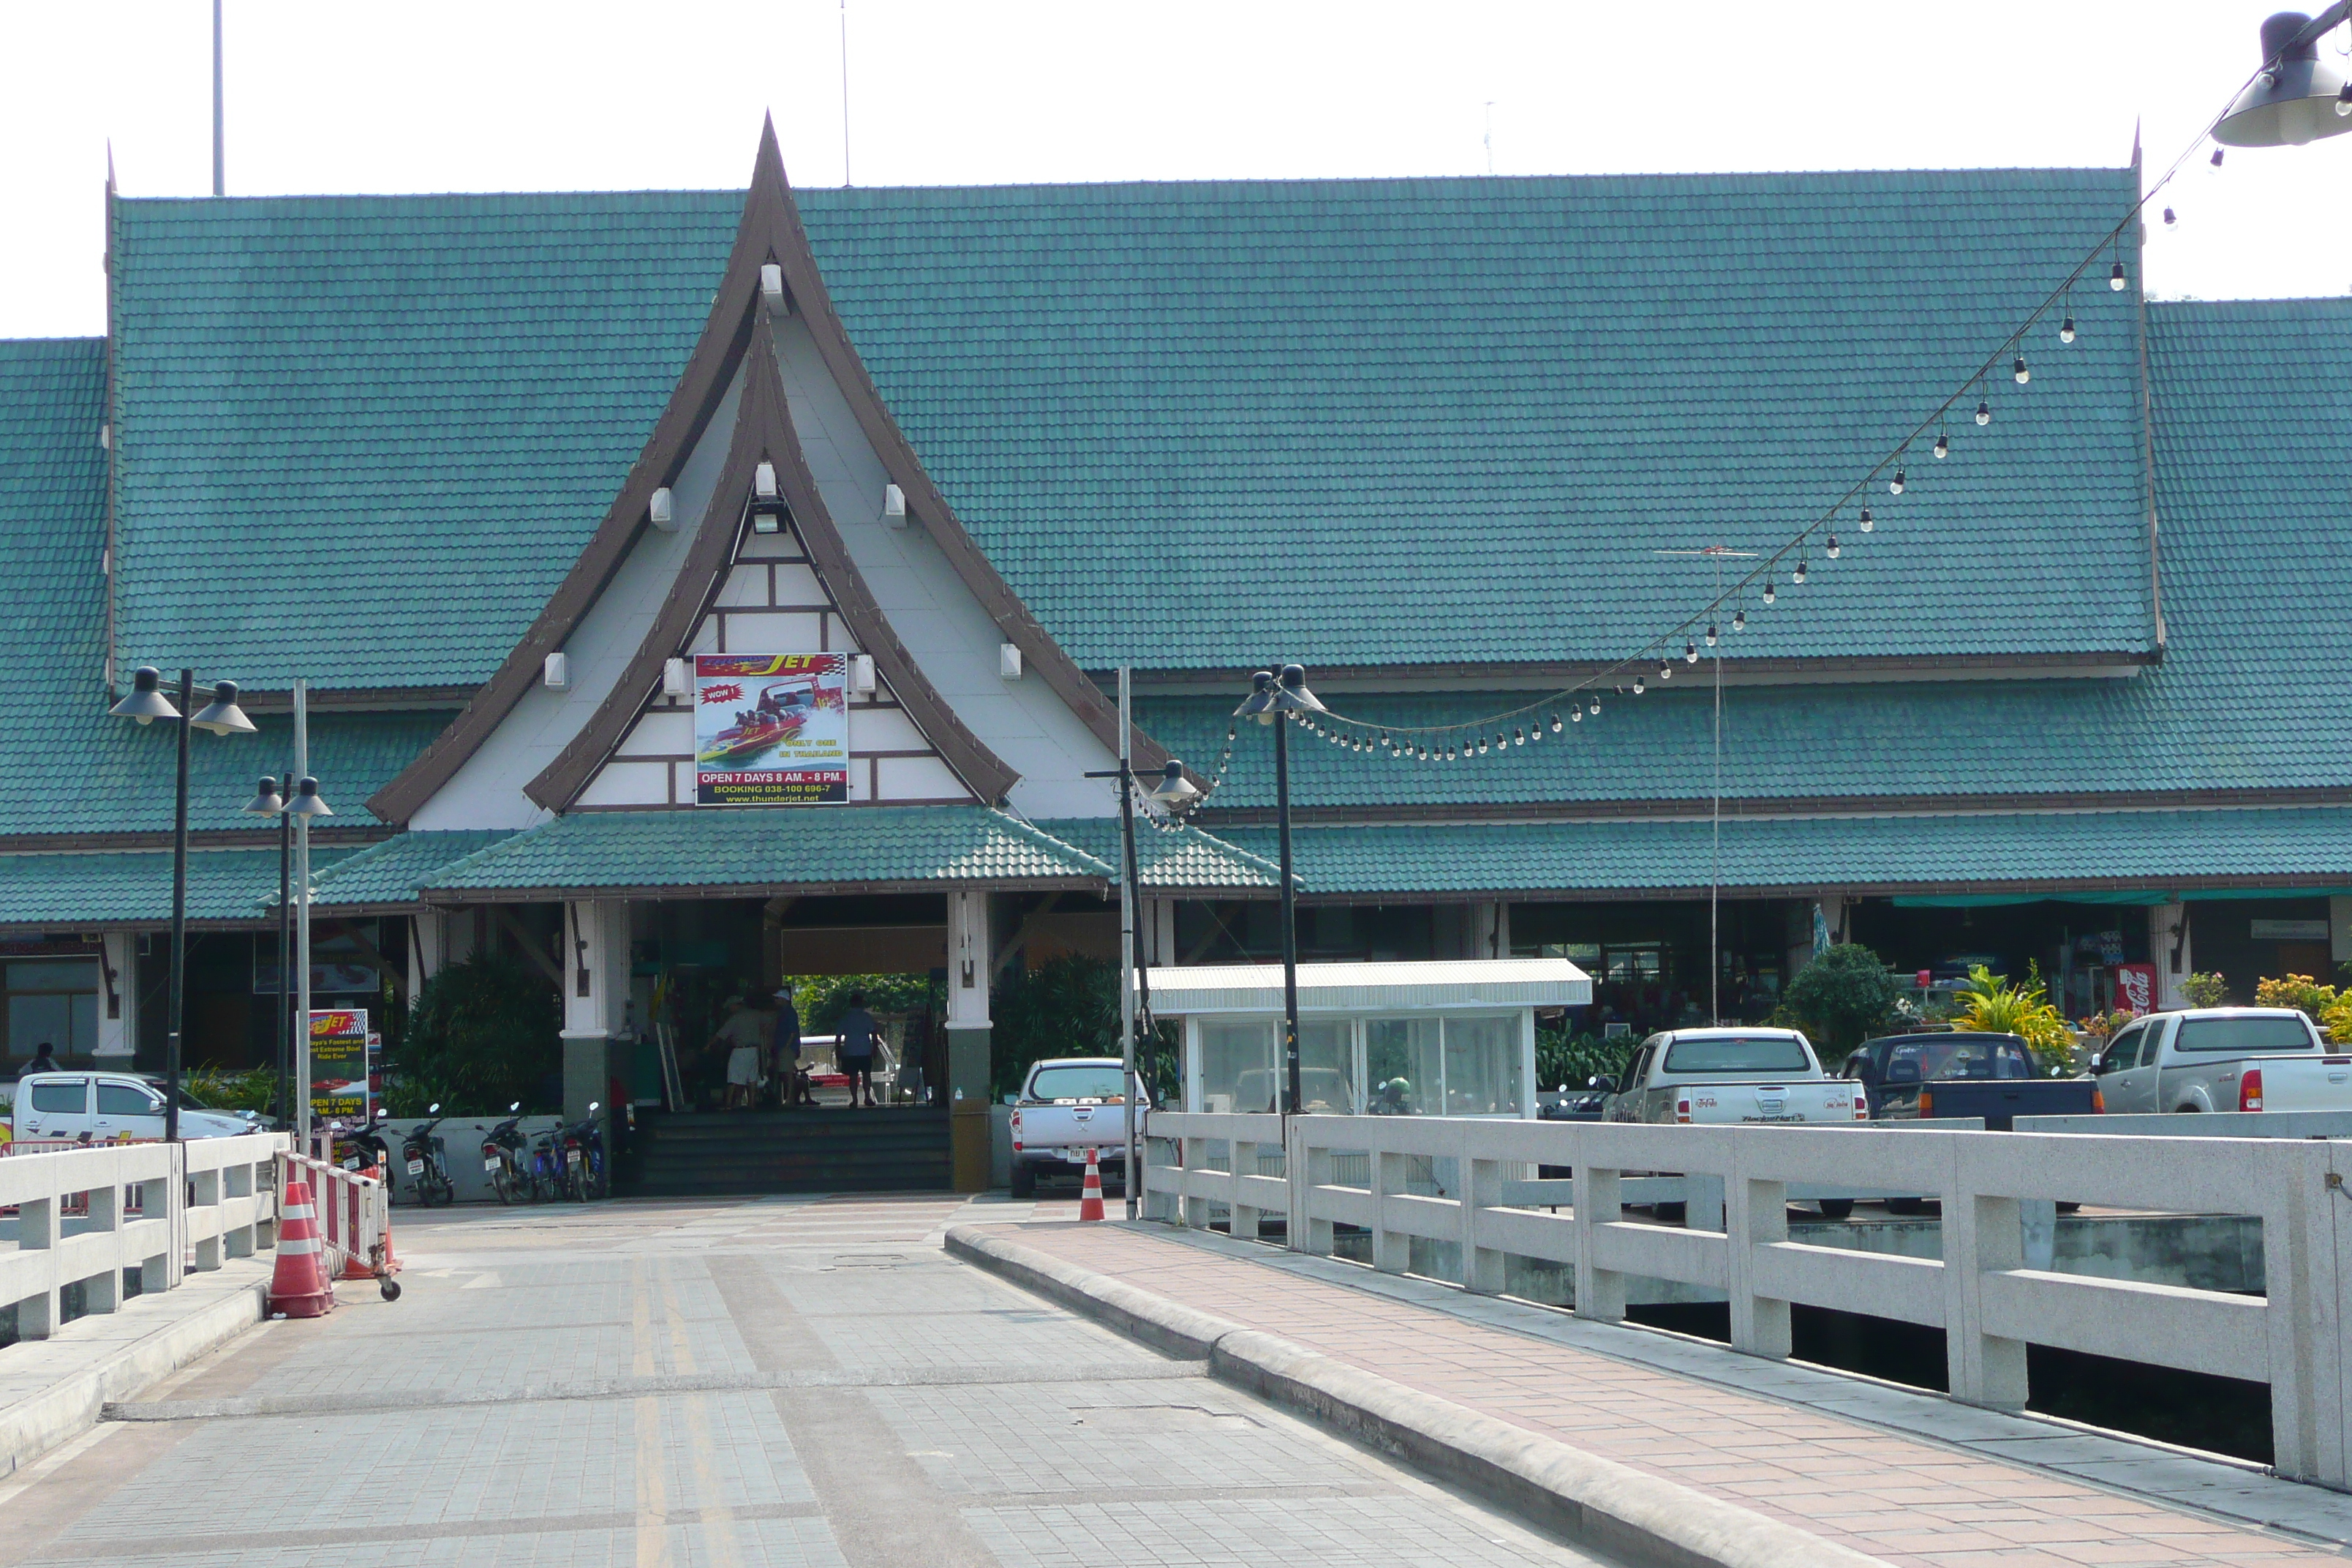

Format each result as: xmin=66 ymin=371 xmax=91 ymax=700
xmin=212 ymin=0 xmax=225 ymax=196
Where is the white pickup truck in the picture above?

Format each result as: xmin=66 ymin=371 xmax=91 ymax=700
xmin=1007 ymin=1057 xmax=1149 ymax=1199
xmin=2093 ymin=1007 xmax=2352 ymax=1113
xmin=1604 ymin=1028 xmax=1868 ymax=1125
xmin=6 ymin=1071 xmax=262 ymax=1142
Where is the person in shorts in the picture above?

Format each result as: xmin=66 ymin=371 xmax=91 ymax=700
xmin=771 ymin=988 xmax=809 ymax=1107
xmin=837 ymin=990 xmax=879 ymax=1107
xmin=710 ymin=996 xmax=766 ymax=1109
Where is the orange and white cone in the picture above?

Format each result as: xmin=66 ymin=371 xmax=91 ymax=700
xmin=269 ymin=1177 xmax=336 ymax=1318
xmin=1078 ymin=1148 xmax=1106 ymax=1222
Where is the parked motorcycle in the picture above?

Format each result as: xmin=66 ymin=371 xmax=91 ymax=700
xmin=527 ymin=1121 xmax=565 ymax=1201
xmin=402 ymin=1105 xmax=455 ymax=1207
xmin=559 ymin=1101 xmax=608 ymax=1201
xmin=482 ymin=1102 xmax=530 ymax=1205
xmin=328 ymin=1114 xmax=393 ymax=1177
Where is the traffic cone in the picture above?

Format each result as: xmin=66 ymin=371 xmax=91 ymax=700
xmin=269 ymin=1178 xmax=336 ymax=1318
xmin=1077 ymin=1148 xmax=1106 ymax=1222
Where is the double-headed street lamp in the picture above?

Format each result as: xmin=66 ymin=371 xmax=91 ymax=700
xmin=244 ymin=769 xmax=332 ymax=1140
xmin=1235 ymin=664 xmax=1323 ymax=1122
xmin=108 ymin=666 xmax=255 ymax=1143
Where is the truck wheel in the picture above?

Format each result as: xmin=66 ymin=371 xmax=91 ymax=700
xmin=1815 ymin=1199 xmax=1855 ymax=1220
xmin=1009 ymin=1164 xmax=1036 ymax=1199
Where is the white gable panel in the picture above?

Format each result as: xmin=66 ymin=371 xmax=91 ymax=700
xmin=723 ymin=610 xmax=826 ymax=652
xmin=578 ymin=761 xmax=671 ymax=807
xmin=771 ymin=562 xmax=825 ymax=605
xmin=849 ymin=705 xmax=927 ymax=753
xmin=876 ymin=755 xmax=968 ymax=802
xmin=715 ymin=567 xmax=769 ymax=607
xmin=412 ymin=372 xmax=747 ymax=829
xmin=771 ymin=319 xmax=1119 ymax=818
xmin=618 ymin=709 xmax=693 ymax=757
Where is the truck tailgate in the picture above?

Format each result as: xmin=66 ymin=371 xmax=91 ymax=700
xmin=1916 ymin=1079 xmax=2097 ymax=1131
xmin=1682 ymin=1081 xmax=1863 ymax=1123
xmin=2245 ymin=1055 xmax=2352 ymax=1112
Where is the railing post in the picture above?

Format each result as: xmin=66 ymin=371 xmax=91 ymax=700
xmin=1371 ymin=1132 xmax=1408 ymax=1275
xmin=141 ymin=1161 xmax=178 ymax=1294
xmin=1460 ymin=1123 xmax=1504 ymax=1295
xmin=16 ymin=1194 xmax=59 ymax=1339
xmin=1726 ymin=1142 xmax=1790 ymax=1358
xmin=189 ymin=1163 xmax=223 ymax=1272
xmin=2261 ymin=1140 xmax=2338 ymax=1485
xmin=1180 ymin=1134 xmax=1209 ymax=1229
xmin=1945 ymin=1179 xmax=2029 ymax=1409
xmin=1230 ymin=1134 xmax=1260 ymax=1241
xmin=1285 ymin=1116 xmax=1310 ymax=1253
xmin=1299 ymin=1121 xmax=1333 ymax=1256
xmin=81 ymin=1180 xmax=123 ymax=1313
xmin=1573 ymin=1138 xmax=1625 ymax=1322
xmin=222 ymin=1156 xmax=257 ymax=1258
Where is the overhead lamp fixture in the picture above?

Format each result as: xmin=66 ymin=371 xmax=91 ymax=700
xmin=188 ymin=680 xmax=256 ymax=736
xmin=287 ymin=775 xmax=333 ymax=818
xmin=109 ymin=666 xmax=179 ymax=725
xmin=1150 ymin=759 xmax=1202 ymax=813
xmin=243 ymin=774 xmax=284 ymax=817
xmin=751 ymin=461 xmax=785 ymax=532
xmin=2215 ymin=10 xmax=2352 ymax=146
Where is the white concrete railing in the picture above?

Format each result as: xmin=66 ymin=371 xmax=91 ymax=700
xmin=1140 ymin=1112 xmax=2352 ymax=1489
xmin=1 ymin=1134 xmax=282 ymax=1339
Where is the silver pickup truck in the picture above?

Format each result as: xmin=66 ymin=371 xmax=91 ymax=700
xmin=1007 ymin=1057 xmax=1148 ymax=1198
xmin=1605 ymin=1028 xmax=1867 ymax=1125
xmin=2094 ymin=1006 xmax=2352 ymax=1113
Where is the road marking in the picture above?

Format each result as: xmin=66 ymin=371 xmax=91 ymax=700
xmin=632 ymin=1261 xmax=670 ymax=1568
xmin=660 ymin=1262 xmax=743 ymax=1568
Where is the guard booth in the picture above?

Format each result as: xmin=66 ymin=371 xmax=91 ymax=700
xmin=1147 ymin=959 xmax=1591 ymax=1119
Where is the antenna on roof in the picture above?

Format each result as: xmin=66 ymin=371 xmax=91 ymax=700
xmin=212 ymin=0 xmax=225 ymax=195
xmin=840 ymin=0 xmax=853 ymax=187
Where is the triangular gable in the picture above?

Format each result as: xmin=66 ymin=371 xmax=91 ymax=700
xmin=543 ymin=309 xmax=1003 ymax=809
xmin=368 ymin=118 xmax=1166 ymax=826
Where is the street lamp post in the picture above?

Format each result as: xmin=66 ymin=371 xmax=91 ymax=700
xmin=242 ymin=775 xmax=290 ymax=1126
xmin=1235 ymin=665 xmax=1322 ymax=1120
xmin=109 ymin=666 xmax=255 ymax=1142
xmin=1086 ymin=667 xmax=1203 ymax=1219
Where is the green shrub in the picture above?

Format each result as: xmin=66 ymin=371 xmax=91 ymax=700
xmin=2182 ymin=971 xmax=2230 ymax=1007
xmin=1537 ymin=1028 xmax=1634 ymax=1092
xmin=186 ymin=1063 xmax=276 ymax=1114
xmin=1776 ymin=943 xmax=1902 ymax=1067
xmin=391 ymin=951 xmax=561 ymax=1115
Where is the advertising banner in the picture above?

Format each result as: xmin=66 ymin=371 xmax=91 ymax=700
xmin=311 ymin=1008 xmax=370 ymax=1122
xmin=693 ymin=653 xmax=849 ymax=805
xmin=2111 ymin=963 xmax=2157 ymax=1017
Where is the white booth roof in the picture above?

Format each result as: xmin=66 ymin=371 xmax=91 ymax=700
xmin=1145 ymin=957 xmax=1591 ymax=1015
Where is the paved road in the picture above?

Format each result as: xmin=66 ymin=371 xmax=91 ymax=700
xmin=0 ymin=1196 xmax=1615 ymax=1568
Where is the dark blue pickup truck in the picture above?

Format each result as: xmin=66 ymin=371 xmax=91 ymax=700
xmin=1840 ymin=1031 xmax=2100 ymax=1130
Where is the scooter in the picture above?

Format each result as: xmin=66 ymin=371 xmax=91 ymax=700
xmin=328 ymin=1114 xmax=393 ymax=1177
xmin=401 ymin=1105 xmax=455 ymax=1207
xmin=482 ymin=1103 xmax=530 ymax=1205
xmin=558 ymin=1101 xmax=608 ymax=1201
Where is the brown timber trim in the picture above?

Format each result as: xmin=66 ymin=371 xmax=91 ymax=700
xmin=525 ymin=308 xmax=1017 ymax=810
xmin=1194 ymin=785 xmax=2352 ymax=828
xmin=370 ymin=116 xmax=1172 ymax=824
xmin=423 ymin=877 xmax=1107 ymax=905
xmin=0 ymin=827 xmax=393 ymax=854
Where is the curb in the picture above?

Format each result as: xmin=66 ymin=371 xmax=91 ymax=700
xmin=946 ymin=1224 xmax=1889 ymax=1568
xmin=0 ymin=1269 xmax=271 ymax=1477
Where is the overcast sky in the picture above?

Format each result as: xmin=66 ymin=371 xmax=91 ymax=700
xmin=6 ymin=1 xmax=2350 ymax=339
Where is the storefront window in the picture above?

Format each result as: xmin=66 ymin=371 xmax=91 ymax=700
xmin=1199 ymin=1019 xmax=1278 ymax=1113
xmin=1366 ymin=1017 xmax=1441 ymax=1113
xmin=1442 ymin=1014 xmax=1523 ymax=1115
xmin=4 ymin=960 xmax=99 ymax=1060
xmin=1297 ymin=1020 xmax=1357 ymax=1113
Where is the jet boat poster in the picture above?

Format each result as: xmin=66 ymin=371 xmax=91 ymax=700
xmin=694 ymin=653 xmax=850 ymax=804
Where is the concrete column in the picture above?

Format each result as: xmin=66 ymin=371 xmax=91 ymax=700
xmin=559 ymin=899 xmax=627 ymax=1123
xmin=1140 ymin=896 xmax=1178 ymax=969
xmin=1469 ymin=901 xmax=1512 ymax=960
xmin=95 ymin=932 xmax=137 ymax=1059
xmin=946 ymin=889 xmax=992 ymax=1191
xmin=2155 ymin=902 xmax=2193 ymax=1010
xmin=16 ymin=1196 xmax=58 ymax=1338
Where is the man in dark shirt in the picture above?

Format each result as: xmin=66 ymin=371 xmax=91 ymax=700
xmin=837 ymin=990 xmax=879 ymax=1108
xmin=771 ymin=988 xmax=807 ymax=1107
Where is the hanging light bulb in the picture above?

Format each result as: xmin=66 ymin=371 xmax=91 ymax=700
xmin=1974 ymin=398 xmax=1991 ymax=426
xmin=1705 ymin=623 xmax=1718 ymax=647
xmin=1634 ymin=675 xmax=1646 ymax=695
xmin=2059 ymin=313 xmax=2076 ymax=344
xmin=1684 ymin=640 xmax=1698 ymax=664
xmin=2211 ymin=146 xmax=2228 ymax=165
xmin=1477 ymin=736 xmax=1488 ymax=754
xmin=1859 ymin=505 xmax=1874 ymax=534
xmin=2109 ymin=260 xmax=2127 ymax=290
xmin=1732 ymin=608 xmax=1745 ymax=633
xmin=1933 ymin=432 xmax=1950 ymax=459
xmin=1763 ymin=578 xmax=1776 ymax=605
xmin=1889 ymin=468 xmax=1905 ymax=495
xmin=1826 ymin=533 xmax=1840 ymax=559
xmin=1793 ymin=559 xmax=1808 ymax=586
xmin=1446 ymin=745 xmax=1457 ymax=761
xmin=1512 ymin=727 xmax=1525 ymax=745
xmin=1549 ymin=712 xmax=1563 ymax=733
xmin=2013 ymin=355 xmax=2029 ymax=385
xmin=1588 ymin=695 xmax=1601 ymax=716
xmin=1495 ymin=733 xmax=1508 ymax=752
xmin=2339 ymin=81 xmax=2352 ymax=116
xmin=1657 ymin=661 xmax=1673 ymax=679
xmin=1569 ymin=707 xmax=1582 ymax=723
xmin=2162 ymin=206 xmax=2177 ymax=228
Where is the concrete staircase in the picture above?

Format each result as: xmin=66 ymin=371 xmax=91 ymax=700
xmin=617 ymin=1107 xmax=952 ymax=1196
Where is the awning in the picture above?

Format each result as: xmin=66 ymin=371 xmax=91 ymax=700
xmin=1147 ymin=957 xmax=1591 ymax=1014
xmin=418 ymin=806 xmax=1115 ymax=900
xmin=0 ymin=845 xmax=358 ymax=930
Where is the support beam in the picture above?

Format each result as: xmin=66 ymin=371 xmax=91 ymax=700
xmin=95 ymin=932 xmax=138 ymax=1059
xmin=947 ymin=889 xmax=992 ymax=1191
xmin=492 ymin=905 xmax=563 ymax=988
xmin=991 ymin=892 xmax=1063 ymax=978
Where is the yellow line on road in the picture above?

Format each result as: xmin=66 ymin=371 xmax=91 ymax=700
xmin=632 ymin=1261 xmax=670 ymax=1568
xmin=661 ymin=1262 xmax=742 ymax=1568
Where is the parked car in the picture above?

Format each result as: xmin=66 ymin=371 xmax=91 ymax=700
xmin=1008 ymin=1057 xmax=1148 ymax=1199
xmin=5 ymin=1071 xmax=263 ymax=1142
xmin=2094 ymin=1007 xmax=2352 ymax=1114
xmin=1604 ymin=1028 xmax=1866 ymax=1125
xmin=1842 ymin=1031 xmax=2100 ymax=1128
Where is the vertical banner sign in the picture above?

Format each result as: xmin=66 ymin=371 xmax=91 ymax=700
xmin=693 ymin=653 xmax=849 ymax=804
xmin=2111 ymin=963 xmax=2157 ymax=1017
xmin=310 ymin=1008 xmax=370 ymax=1122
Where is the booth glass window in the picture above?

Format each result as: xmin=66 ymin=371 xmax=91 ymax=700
xmin=4 ymin=960 xmax=99 ymax=1061
xmin=1365 ymin=1017 xmax=1441 ymax=1114
xmin=1199 ymin=1019 xmax=1278 ymax=1113
xmin=1298 ymin=1019 xmax=1357 ymax=1113
xmin=1442 ymin=1014 xmax=1523 ymax=1115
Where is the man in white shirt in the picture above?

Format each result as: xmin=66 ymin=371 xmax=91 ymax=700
xmin=710 ymin=996 xmax=767 ymax=1109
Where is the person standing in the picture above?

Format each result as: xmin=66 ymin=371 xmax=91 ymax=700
xmin=25 ymin=1040 xmax=58 ymax=1077
xmin=709 ymin=996 xmax=766 ymax=1109
xmin=837 ymin=990 xmax=879 ymax=1108
xmin=771 ymin=987 xmax=807 ymax=1107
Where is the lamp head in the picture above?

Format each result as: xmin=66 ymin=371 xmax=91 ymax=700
xmin=1149 ymin=759 xmax=1202 ymax=813
xmin=243 ymin=775 xmax=284 ymax=817
xmin=287 ymin=775 xmax=333 ymax=818
xmin=1235 ymin=669 xmax=1278 ymax=723
xmin=2215 ymin=12 xmax=2352 ymax=146
xmin=188 ymin=679 xmax=257 ymax=736
xmin=1268 ymin=663 xmax=1325 ymax=714
xmin=109 ymin=666 xmax=179 ymax=725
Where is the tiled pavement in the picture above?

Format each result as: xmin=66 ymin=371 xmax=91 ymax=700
xmin=993 ymin=1219 xmax=2352 ymax=1568
xmin=0 ymin=1195 xmax=1615 ymax=1568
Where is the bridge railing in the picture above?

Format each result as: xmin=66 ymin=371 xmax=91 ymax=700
xmin=0 ymin=1133 xmax=282 ymax=1338
xmin=1139 ymin=1112 xmax=2352 ymax=1489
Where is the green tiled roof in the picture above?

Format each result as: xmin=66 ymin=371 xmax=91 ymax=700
xmin=0 ymin=333 xmax=447 ymax=837
xmin=1029 ymin=817 xmax=1282 ymax=890
xmin=105 ymin=170 xmax=2153 ymax=688
xmin=0 ymin=845 xmax=357 ymax=929
xmin=1220 ymin=808 xmax=2352 ymax=897
xmin=304 ymin=830 xmax=517 ymax=908
xmin=1152 ymin=298 xmax=2352 ymax=816
xmin=421 ymin=807 xmax=1111 ymax=894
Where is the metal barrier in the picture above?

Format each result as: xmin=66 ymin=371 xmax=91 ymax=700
xmin=284 ymin=1151 xmax=389 ymax=1284
xmin=1140 ymin=1111 xmax=2352 ymax=1489
xmin=0 ymin=1133 xmax=282 ymax=1339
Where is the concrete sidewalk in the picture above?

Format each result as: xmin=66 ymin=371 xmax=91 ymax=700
xmin=962 ymin=1220 xmax=2346 ymax=1568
